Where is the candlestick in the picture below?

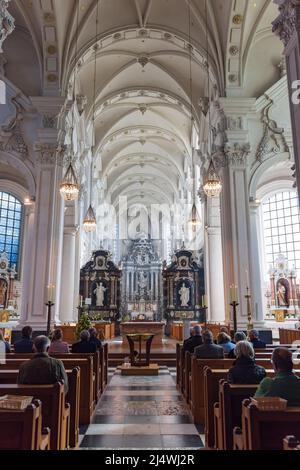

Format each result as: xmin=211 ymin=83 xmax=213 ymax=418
xmin=45 ymin=300 xmax=54 ymax=336
xmin=245 ymin=286 xmax=253 ymax=332
xmin=230 ymin=300 xmax=239 ymax=333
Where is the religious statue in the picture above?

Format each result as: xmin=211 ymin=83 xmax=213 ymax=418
xmin=179 ymin=283 xmax=190 ymax=307
xmin=0 ymin=279 xmax=7 ymax=307
xmin=93 ymin=282 xmax=107 ymax=307
xmin=277 ymin=281 xmax=288 ymax=307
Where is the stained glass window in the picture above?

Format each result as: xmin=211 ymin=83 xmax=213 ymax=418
xmin=262 ymin=191 xmax=300 ymax=271
xmin=0 ymin=192 xmax=23 ymax=270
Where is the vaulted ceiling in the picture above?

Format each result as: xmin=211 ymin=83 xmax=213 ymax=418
xmin=3 ymin=0 xmax=284 ymax=210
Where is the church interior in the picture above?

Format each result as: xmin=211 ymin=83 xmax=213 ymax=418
xmin=1 ymin=0 xmax=300 ymax=454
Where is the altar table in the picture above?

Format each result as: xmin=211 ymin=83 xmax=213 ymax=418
xmin=120 ymin=322 xmax=164 ymax=345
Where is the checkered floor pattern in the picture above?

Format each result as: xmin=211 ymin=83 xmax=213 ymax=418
xmin=79 ymin=366 xmax=205 ymax=449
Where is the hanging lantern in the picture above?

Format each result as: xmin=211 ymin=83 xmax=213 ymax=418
xmin=59 ymin=163 xmax=80 ymax=201
xmin=203 ymin=160 xmax=222 ymax=198
xmin=189 ymin=203 xmax=201 ymax=232
xmin=83 ymin=204 xmax=97 ymax=232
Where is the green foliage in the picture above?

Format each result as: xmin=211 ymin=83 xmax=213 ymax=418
xmin=76 ymin=313 xmax=92 ymax=339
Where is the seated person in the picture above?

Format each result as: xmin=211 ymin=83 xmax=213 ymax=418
xmin=217 ymin=332 xmax=235 ymax=353
xmin=220 ymin=326 xmax=230 ymax=335
xmin=255 ymin=347 xmax=300 ymax=406
xmin=88 ymin=327 xmax=102 ymax=349
xmin=248 ymin=329 xmax=266 ymax=349
xmin=0 ymin=331 xmax=10 ymax=353
xmin=228 ymin=340 xmax=266 ymax=384
xmin=17 ymin=335 xmax=68 ymax=394
xmin=14 ymin=326 xmax=34 ymax=353
xmin=183 ymin=325 xmax=203 ymax=354
xmin=194 ymin=330 xmax=224 ymax=359
xmin=72 ymin=330 xmax=97 ymax=353
xmin=48 ymin=328 xmax=69 ymax=354
xmin=228 ymin=331 xmax=247 ymax=358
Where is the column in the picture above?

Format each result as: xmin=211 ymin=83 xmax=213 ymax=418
xmin=273 ymin=0 xmax=300 ymax=200
xmin=249 ymin=200 xmax=264 ymax=325
xmin=220 ymin=145 xmax=253 ymax=325
xmin=59 ymin=202 xmax=77 ymax=323
xmin=205 ymin=196 xmax=226 ymax=323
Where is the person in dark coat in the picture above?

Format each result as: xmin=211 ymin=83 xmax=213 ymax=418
xmin=88 ymin=327 xmax=102 ymax=349
xmin=183 ymin=325 xmax=203 ymax=354
xmin=194 ymin=330 xmax=224 ymax=359
xmin=228 ymin=340 xmax=266 ymax=384
xmin=14 ymin=326 xmax=34 ymax=353
xmin=248 ymin=329 xmax=266 ymax=349
xmin=18 ymin=335 xmax=68 ymax=394
xmin=72 ymin=330 xmax=97 ymax=353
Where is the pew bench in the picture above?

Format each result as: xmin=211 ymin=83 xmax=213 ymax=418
xmin=233 ymin=399 xmax=300 ymax=450
xmin=1 ymin=357 xmax=94 ymax=425
xmin=0 ymin=382 xmax=67 ymax=450
xmin=0 ymin=399 xmax=50 ymax=450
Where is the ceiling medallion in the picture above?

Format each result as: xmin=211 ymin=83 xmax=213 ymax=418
xmin=229 ymin=45 xmax=239 ymax=56
xmin=233 ymin=14 xmax=243 ymax=25
xmin=47 ymin=73 xmax=58 ymax=82
xmin=47 ymin=45 xmax=57 ymax=55
xmin=139 ymin=29 xmax=148 ymax=37
xmin=137 ymin=56 xmax=149 ymax=68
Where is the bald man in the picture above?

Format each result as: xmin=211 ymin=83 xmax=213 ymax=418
xmin=255 ymin=347 xmax=300 ymax=406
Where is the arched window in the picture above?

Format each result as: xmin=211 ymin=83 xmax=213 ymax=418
xmin=262 ymin=190 xmax=300 ymax=271
xmin=0 ymin=191 xmax=23 ymax=270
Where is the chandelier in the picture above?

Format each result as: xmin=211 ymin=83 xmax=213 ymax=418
xmin=82 ymin=0 xmax=100 ymax=233
xmin=59 ymin=163 xmax=80 ymax=201
xmin=189 ymin=203 xmax=201 ymax=233
xmin=203 ymin=160 xmax=222 ymax=198
xmin=201 ymin=0 xmax=222 ymax=199
xmin=59 ymin=5 xmax=80 ymax=202
xmin=83 ymin=204 xmax=97 ymax=232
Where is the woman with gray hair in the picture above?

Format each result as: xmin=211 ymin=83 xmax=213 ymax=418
xmin=227 ymin=340 xmax=266 ymax=384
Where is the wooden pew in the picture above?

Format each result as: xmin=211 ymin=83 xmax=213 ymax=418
xmin=176 ymin=343 xmax=181 ymax=386
xmin=1 ymin=357 xmax=94 ymax=425
xmin=0 ymin=368 xmax=80 ymax=448
xmin=0 ymin=382 xmax=67 ymax=450
xmin=233 ymin=399 xmax=300 ymax=450
xmin=217 ymin=381 xmax=258 ymax=450
xmin=190 ymin=357 xmax=272 ymax=424
xmin=283 ymin=435 xmax=300 ymax=450
xmin=203 ymin=367 xmax=228 ymax=449
xmin=5 ymin=351 xmax=101 ymax=404
xmin=279 ymin=329 xmax=300 ymax=345
xmin=0 ymin=400 xmax=50 ymax=450
xmin=184 ymin=352 xmax=192 ymax=403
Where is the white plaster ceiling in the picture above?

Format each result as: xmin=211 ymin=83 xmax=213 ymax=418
xmin=4 ymin=0 xmax=284 ymax=209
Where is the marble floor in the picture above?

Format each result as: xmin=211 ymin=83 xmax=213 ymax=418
xmin=79 ymin=366 xmax=205 ymax=450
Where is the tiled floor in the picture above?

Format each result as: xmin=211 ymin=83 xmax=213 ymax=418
xmin=79 ymin=366 xmax=204 ymax=450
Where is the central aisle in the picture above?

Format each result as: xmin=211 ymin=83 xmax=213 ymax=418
xmin=80 ymin=366 xmax=204 ymax=449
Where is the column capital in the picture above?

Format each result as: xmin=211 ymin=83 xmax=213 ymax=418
xmin=34 ymin=142 xmax=66 ymax=166
xmin=272 ymin=0 xmax=300 ymax=47
xmin=225 ymin=142 xmax=251 ymax=168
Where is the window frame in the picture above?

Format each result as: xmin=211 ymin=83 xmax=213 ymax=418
xmin=0 ymin=191 xmax=24 ymax=277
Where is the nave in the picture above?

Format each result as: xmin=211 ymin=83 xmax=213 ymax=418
xmin=79 ymin=366 xmax=204 ymax=450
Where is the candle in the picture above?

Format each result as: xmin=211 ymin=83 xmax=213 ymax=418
xmin=246 ymin=270 xmax=250 ymax=288
xmin=47 ymin=284 xmax=55 ymax=303
xmin=229 ymin=285 xmax=233 ymax=303
xmin=80 ymin=295 xmax=83 ymax=307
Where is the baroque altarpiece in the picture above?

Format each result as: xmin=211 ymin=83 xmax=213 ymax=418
xmin=79 ymin=250 xmax=121 ymax=321
xmin=162 ymin=248 xmax=204 ymax=320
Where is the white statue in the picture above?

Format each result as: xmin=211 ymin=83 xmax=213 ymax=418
xmin=94 ymin=282 xmax=107 ymax=307
xmin=179 ymin=283 xmax=190 ymax=307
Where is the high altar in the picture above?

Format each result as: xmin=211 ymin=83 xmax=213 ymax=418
xmin=267 ymin=254 xmax=299 ymax=322
xmin=79 ymin=250 xmax=121 ymax=321
xmin=121 ymin=235 xmax=162 ymax=320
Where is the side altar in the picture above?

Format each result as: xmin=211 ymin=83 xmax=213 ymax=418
xmin=79 ymin=250 xmax=121 ymax=321
xmin=120 ymin=322 xmax=164 ymax=345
